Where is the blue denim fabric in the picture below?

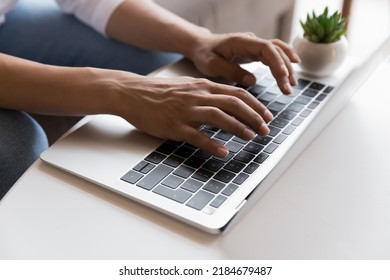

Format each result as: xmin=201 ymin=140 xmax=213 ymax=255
xmin=0 ymin=110 xmax=48 ymax=199
xmin=0 ymin=0 xmax=182 ymax=199
xmin=0 ymin=0 xmax=182 ymax=73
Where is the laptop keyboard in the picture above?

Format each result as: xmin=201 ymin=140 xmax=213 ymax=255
xmin=121 ymin=67 xmax=334 ymax=214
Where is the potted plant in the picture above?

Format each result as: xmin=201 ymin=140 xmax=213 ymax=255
xmin=293 ymin=7 xmax=348 ymax=76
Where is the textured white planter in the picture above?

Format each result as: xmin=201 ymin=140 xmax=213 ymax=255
xmin=293 ymin=35 xmax=348 ymax=76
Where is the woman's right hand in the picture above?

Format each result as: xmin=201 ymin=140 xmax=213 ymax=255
xmin=111 ymin=74 xmax=273 ymax=158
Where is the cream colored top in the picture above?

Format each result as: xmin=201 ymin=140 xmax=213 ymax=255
xmin=0 ymin=0 xmax=125 ymax=35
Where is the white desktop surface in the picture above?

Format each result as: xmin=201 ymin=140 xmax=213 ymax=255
xmin=1 ymin=43 xmax=390 ymax=260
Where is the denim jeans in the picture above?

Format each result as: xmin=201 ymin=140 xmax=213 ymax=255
xmin=0 ymin=0 xmax=181 ymax=199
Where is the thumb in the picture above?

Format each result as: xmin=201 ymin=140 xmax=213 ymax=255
xmin=211 ymin=56 xmax=257 ymax=87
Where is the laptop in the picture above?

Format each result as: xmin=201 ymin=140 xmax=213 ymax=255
xmin=40 ymin=37 xmax=390 ymax=234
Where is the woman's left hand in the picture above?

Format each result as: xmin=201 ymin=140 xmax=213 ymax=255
xmin=187 ymin=32 xmax=301 ymax=94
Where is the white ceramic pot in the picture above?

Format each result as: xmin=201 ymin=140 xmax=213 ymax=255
xmin=293 ymin=35 xmax=348 ymax=76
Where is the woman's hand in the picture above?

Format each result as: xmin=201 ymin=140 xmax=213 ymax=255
xmin=113 ymin=74 xmax=273 ymax=158
xmin=186 ymin=33 xmax=301 ymax=94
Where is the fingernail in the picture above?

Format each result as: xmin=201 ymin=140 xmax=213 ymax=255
xmin=281 ymin=65 xmax=289 ymax=76
xmin=259 ymin=123 xmax=270 ymax=136
xmin=284 ymin=82 xmax=293 ymax=94
xmin=216 ymin=146 xmax=229 ymax=158
xmin=264 ymin=110 xmax=274 ymax=122
xmin=243 ymin=128 xmax=256 ymax=140
xmin=291 ymin=74 xmax=298 ymax=86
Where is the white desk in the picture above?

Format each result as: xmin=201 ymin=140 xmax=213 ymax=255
xmin=1 ymin=38 xmax=390 ymax=260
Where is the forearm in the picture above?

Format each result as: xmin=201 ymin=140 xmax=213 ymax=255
xmin=0 ymin=53 xmax=121 ymax=116
xmin=105 ymin=0 xmax=210 ymax=58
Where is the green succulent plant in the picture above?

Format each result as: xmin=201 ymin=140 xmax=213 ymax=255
xmin=300 ymin=7 xmax=347 ymax=44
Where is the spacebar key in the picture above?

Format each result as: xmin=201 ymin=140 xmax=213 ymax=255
xmin=136 ymin=164 xmax=173 ymax=190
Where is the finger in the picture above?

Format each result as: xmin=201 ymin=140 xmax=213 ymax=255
xmin=205 ymin=54 xmax=257 ymax=87
xmin=193 ymin=106 xmax=269 ymax=139
xmin=270 ymin=39 xmax=301 ymax=63
xmin=272 ymin=41 xmax=298 ymax=87
xmin=275 ymin=46 xmax=298 ymax=89
xmin=256 ymin=42 xmax=294 ymax=94
xmin=179 ymin=125 xmax=229 ymax=157
xmin=202 ymin=82 xmax=273 ymax=123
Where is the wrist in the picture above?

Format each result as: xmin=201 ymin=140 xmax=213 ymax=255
xmin=179 ymin=27 xmax=212 ymax=60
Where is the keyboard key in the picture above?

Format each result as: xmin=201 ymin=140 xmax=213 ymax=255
xmin=181 ymin=178 xmax=203 ymax=193
xmin=225 ymin=160 xmax=246 ymax=173
xmin=287 ymin=102 xmax=305 ymax=113
xmin=165 ymin=140 xmax=182 ymax=146
xmin=283 ymin=125 xmax=296 ymax=135
xmin=267 ymin=85 xmax=283 ymax=94
xmin=203 ymin=158 xmax=224 ymax=172
xmin=279 ymin=110 xmax=297 ymax=121
xmin=161 ymin=175 xmax=184 ymax=189
xmin=323 ymin=86 xmax=334 ymax=93
xmin=222 ymin=183 xmax=239 ymax=196
xmin=258 ymin=92 xmax=278 ymax=104
xmin=184 ymin=156 xmax=206 ymax=169
xmin=290 ymin=87 xmax=303 ymax=97
xmin=270 ymin=118 xmax=289 ymax=129
xmin=214 ymin=169 xmax=236 ymax=183
xmin=200 ymin=128 xmax=215 ymax=138
xmin=276 ymin=95 xmax=294 ymax=104
xmin=145 ymin=152 xmax=166 ymax=164
xmin=300 ymin=109 xmax=312 ymax=118
xmin=173 ymin=165 xmax=195 ymax=179
xmin=291 ymin=117 xmax=304 ymax=126
xmin=202 ymin=125 xmax=219 ymax=132
xmin=295 ymin=96 xmax=312 ymax=105
xmin=243 ymin=162 xmax=259 ymax=174
xmin=243 ymin=141 xmax=264 ymax=154
xmin=133 ymin=161 xmax=149 ymax=172
xmin=136 ymin=164 xmax=173 ymax=190
xmin=192 ymin=168 xmax=214 ymax=182
xmin=210 ymin=195 xmax=227 ymax=208
xmin=273 ymin=134 xmax=287 ymax=144
xmin=249 ymin=84 xmax=267 ymax=96
xmin=232 ymin=136 xmax=248 ymax=144
xmin=121 ymin=170 xmax=143 ymax=184
xmin=267 ymin=101 xmax=286 ymax=113
xmin=156 ymin=142 xmax=177 ymax=155
xmin=233 ymin=172 xmax=249 ymax=185
xmin=308 ymin=101 xmax=320 ymax=109
xmin=254 ymin=152 xmax=269 ymax=164
xmin=213 ymin=152 xmax=234 ymax=163
xmin=174 ymin=146 xmax=195 ymax=158
xmin=296 ymin=78 xmax=310 ymax=89
xmin=215 ymin=131 xmax=233 ymax=141
xmin=184 ymin=142 xmax=197 ymax=149
xmin=234 ymin=151 xmax=255 ymax=163
xmin=203 ymin=179 xmax=226 ymax=194
xmin=186 ymin=190 xmax=215 ymax=211
xmin=257 ymin=77 xmax=275 ymax=88
xmin=309 ymin=82 xmax=325 ymax=91
xmin=252 ymin=136 xmax=272 ymax=146
xmin=268 ymin=126 xmax=281 ymax=137
xmin=264 ymin=143 xmax=278 ymax=154
xmin=194 ymin=149 xmax=212 ymax=159
xmin=153 ymin=185 xmax=191 ymax=203
xmin=316 ymin=94 xmax=327 ymax=101
xmin=194 ymin=149 xmax=211 ymax=159
xmin=225 ymin=141 xmax=243 ymax=153
xmin=302 ymin=88 xmax=318 ymax=98
xmin=139 ymin=163 xmax=155 ymax=174
xmin=163 ymin=155 xmax=184 ymax=168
